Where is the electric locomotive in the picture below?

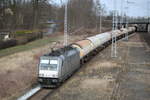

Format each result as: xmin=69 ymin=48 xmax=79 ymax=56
xmin=38 ymin=46 xmax=80 ymax=87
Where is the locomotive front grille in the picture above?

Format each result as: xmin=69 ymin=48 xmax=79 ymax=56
xmin=39 ymin=78 xmax=59 ymax=85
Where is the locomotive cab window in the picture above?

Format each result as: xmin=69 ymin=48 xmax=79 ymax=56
xmin=40 ymin=59 xmax=49 ymax=65
xmin=40 ymin=59 xmax=58 ymax=71
xmin=49 ymin=60 xmax=58 ymax=71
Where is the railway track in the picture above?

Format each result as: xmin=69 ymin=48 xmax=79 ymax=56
xmin=29 ymin=89 xmax=53 ymax=100
xmin=17 ymin=86 xmax=55 ymax=100
xmin=17 ymin=85 xmax=42 ymax=100
xmin=17 ymin=85 xmax=61 ymax=100
xmin=18 ymin=83 xmax=64 ymax=100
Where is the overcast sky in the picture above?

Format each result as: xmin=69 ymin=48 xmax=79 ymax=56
xmin=101 ymin=0 xmax=149 ymax=17
xmin=51 ymin=0 xmax=149 ymax=17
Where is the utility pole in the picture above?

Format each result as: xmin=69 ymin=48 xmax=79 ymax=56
xmin=120 ymin=0 xmax=124 ymax=28
xmin=64 ymin=0 xmax=68 ymax=46
xmin=125 ymin=0 xmax=135 ymax=40
xmin=96 ymin=0 xmax=102 ymax=33
xmin=99 ymin=5 xmax=102 ymax=33
xmin=111 ymin=0 xmax=118 ymax=58
xmin=147 ymin=0 xmax=150 ymax=32
xmin=125 ymin=6 xmax=129 ymax=40
xmin=99 ymin=4 xmax=104 ymax=33
xmin=125 ymin=0 xmax=129 ymax=41
xmin=147 ymin=0 xmax=149 ymax=22
xmin=33 ymin=0 xmax=39 ymax=29
xmin=96 ymin=4 xmax=98 ymax=32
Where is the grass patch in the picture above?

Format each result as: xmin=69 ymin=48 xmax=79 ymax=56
xmin=0 ymin=36 xmax=61 ymax=57
xmin=15 ymin=30 xmax=39 ymax=35
xmin=16 ymin=30 xmax=32 ymax=34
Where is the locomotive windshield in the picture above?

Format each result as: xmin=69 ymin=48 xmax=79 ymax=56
xmin=40 ymin=59 xmax=49 ymax=66
xmin=40 ymin=59 xmax=58 ymax=71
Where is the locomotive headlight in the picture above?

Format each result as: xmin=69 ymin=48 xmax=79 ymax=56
xmin=52 ymin=74 xmax=58 ymax=78
xmin=52 ymin=79 xmax=58 ymax=83
xmin=38 ymin=78 xmax=43 ymax=82
xmin=39 ymin=73 xmax=44 ymax=77
xmin=52 ymin=75 xmax=56 ymax=77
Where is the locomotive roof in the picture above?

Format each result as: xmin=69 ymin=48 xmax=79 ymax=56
xmin=44 ymin=46 xmax=75 ymax=56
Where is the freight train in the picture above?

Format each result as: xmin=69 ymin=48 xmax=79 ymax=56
xmin=38 ymin=27 xmax=136 ymax=87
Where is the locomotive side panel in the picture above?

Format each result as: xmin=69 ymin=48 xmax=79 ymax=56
xmin=59 ymin=48 xmax=80 ymax=82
